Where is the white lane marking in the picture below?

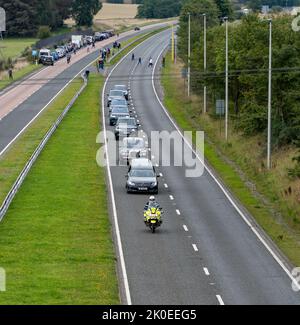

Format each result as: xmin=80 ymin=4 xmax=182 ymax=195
xmin=192 ymin=244 xmax=199 ymax=252
xmin=183 ymin=225 xmax=188 ymax=232
xmin=176 ymin=209 xmax=181 ymax=215
xmin=159 ymin=173 xmax=163 ymax=177
xmin=169 ymin=195 xmax=174 ymax=200
xmin=100 ymin=29 xmax=171 ymax=304
xmin=203 ymin=267 xmax=210 ymax=276
xmin=216 ymin=295 xmax=225 ymax=306
xmin=164 ymin=183 xmax=168 ymax=188
xmin=152 ymin=43 xmax=300 ymax=292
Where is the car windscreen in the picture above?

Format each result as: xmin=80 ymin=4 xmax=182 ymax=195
xmin=117 ymin=119 xmax=136 ymax=126
xmin=111 ymin=99 xmax=127 ymax=106
xmin=111 ymin=107 xmax=128 ymax=114
xmin=110 ymin=90 xmax=124 ymax=97
xmin=130 ymin=169 xmax=155 ymax=178
xmin=124 ymin=139 xmax=144 ymax=149
xmin=115 ymin=85 xmax=126 ymax=91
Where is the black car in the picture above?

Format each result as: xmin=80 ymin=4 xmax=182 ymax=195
xmin=40 ymin=55 xmax=54 ymax=66
xmin=126 ymin=158 xmax=159 ymax=194
xmin=109 ymin=106 xmax=130 ymax=126
xmin=114 ymin=117 xmax=139 ymax=140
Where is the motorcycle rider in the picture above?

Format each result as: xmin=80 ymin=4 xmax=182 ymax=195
xmin=144 ymin=196 xmax=160 ymax=210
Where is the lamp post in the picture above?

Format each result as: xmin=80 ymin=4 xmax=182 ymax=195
xmin=188 ymin=13 xmax=191 ymax=97
xmin=203 ymin=13 xmax=207 ymax=113
xmin=267 ymin=19 xmax=272 ymax=169
xmin=224 ymin=17 xmax=229 ymax=141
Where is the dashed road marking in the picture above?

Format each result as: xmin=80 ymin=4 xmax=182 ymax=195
xmin=216 ymin=295 xmax=225 ymax=305
xmin=192 ymin=244 xmax=198 ymax=252
xmin=203 ymin=267 xmax=210 ymax=276
xmin=183 ymin=225 xmax=188 ymax=232
xmin=164 ymin=183 xmax=168 ymax=188
xmin=169 ymin=195 xmax=174 ymax=200
xmin=176 ymin=209 xmax=181 ymax=215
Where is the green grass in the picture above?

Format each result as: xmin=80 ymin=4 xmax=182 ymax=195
xmin=161 ymin=52 xmax=300 ymax=266
xmin=0 ymin=73 xmax=119 ymax=304
xmin=0 ymin=38 xmax=38 ymax=59
xmin=0 ymin=80 xmax=83 ymax=204
xmin=0 ymin=63 xmax=41 ymax=91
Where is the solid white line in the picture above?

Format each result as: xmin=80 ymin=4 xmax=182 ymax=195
xmin=203 ymin=267 xmax=210 ymax=276
xmin=102 ymin=44 xmax=145 ymax=306
xmin=152 ymin=44 xmax=300 ymax=292
xmin=183 ymin=225 xmax=188 ymax=232
xmin=100 ymin=30 xmax=170 ymax=305
xmin=216 ymin=295 xmax=225 ymax=305
xmin=192 ymin=244 xmax=199 ymax=252
xmin=176 ymin=209 xmax=181 ymax=215
xmin=1 ymin=55 xmax=99 ymax=157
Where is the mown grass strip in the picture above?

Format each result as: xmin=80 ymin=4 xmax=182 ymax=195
xmin=161 ymin=52 xmax=300 ymax=266
xmin=0 ymin=73 xmax=119 ymax=304
xmin=0 ymin=79 xmax=83 ymax=204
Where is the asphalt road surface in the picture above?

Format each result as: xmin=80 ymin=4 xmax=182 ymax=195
xmin=104 ymin=29 xmax=300 ymax=305
xmin=0 ymin=22 xmax=173 ymax=155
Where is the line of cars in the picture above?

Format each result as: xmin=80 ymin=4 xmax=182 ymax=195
xmin=38 ymin=30 xmax=116 ymax=66
xmin=107 ymin=85 xmax=160 ymax=194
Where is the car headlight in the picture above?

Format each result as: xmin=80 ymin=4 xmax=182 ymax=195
xmin=151 ymin=182 xmax=157 ymax=187
xmin=128 ymin=181 xmax=135 ymax=186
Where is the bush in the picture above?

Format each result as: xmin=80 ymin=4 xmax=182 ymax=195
xmin=37 ymin=26 xmax=51 ymax=39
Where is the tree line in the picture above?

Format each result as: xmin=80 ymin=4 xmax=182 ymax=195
xmin=0 ymin=0 xmax=102 ymax=37
xmin=177 ymin=0 xmax=300 ymax=174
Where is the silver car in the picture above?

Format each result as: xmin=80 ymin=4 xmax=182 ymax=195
xmin=107 ymin=90 xmax=126 ymax=107
xmin=119 ymin=137 xmax=148 ymax=164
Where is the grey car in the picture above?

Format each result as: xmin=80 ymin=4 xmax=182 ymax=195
xmin=126 ymin=158 xmax=159 ymax=194
xmin=114 ymin=117 xmax=139 ymax=140
xmin=107 ymin=90 xmax=126 ymax=107
xmin=114 ymin=85 xmax=129 ymax=100
xmin=109 ymin=98 xmax=128 ymax=113
xmin=109 ymin=106 xmax=130 ymax=126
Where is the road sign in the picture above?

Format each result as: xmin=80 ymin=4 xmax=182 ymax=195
xmin=0 ymin=7 xmax=6 ymax=32
xmin=216 ymin=99 xmax=225 ymax=116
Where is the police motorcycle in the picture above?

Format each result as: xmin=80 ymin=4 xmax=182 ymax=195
xmin=144 ymin=205 xmax=163 ymax=233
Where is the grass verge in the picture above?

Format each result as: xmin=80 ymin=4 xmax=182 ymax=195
xmin=0 ymin=64 xmax=41 ymax=91
xmin=161 ymin=52 xmax=300 ymax=266
xmin=0 ymin=79 xmax=83 ymax=203
xmin=0 ymin=73 xmax=119 ymax=304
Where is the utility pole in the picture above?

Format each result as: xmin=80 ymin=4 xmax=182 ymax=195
xmin=203 ymin=13 xmax=207 ymax=113
xmin=188 ymin=13 xmax=191 ymax=97
xmin=224 ymin=17 xmax=229 ymax=141
xmin=267 ymin=19 xmax=272 ymax=169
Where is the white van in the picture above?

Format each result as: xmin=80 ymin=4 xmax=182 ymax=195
xmin=38 ymin=49 xmax=51 ymax=63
